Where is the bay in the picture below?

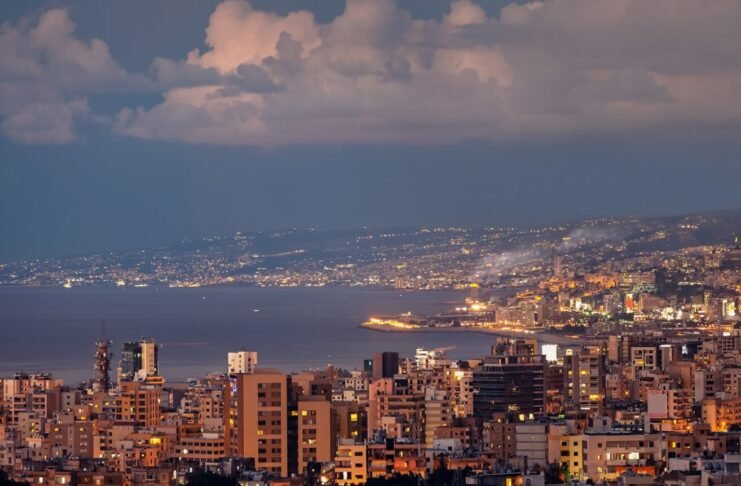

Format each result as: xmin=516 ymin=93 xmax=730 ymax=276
xmin=0 ymin=286 xmax=498 ymax=383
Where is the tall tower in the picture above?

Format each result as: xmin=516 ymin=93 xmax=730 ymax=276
xmin=93 ymin=321 xmax=112 ymax=392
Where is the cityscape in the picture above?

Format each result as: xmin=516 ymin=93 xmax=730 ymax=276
xmin=2 ymin=1 xmax=741 ymax=486
xmin=2 ymin=212 xmax=741 ymax=485
xmin=2 ymin=210 xmax=739 ymax=291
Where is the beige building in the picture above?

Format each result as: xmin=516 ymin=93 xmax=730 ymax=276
xmin=115 ymin=382 xmax=161 ymax=427
xmin=334 ymin=440 xmax=366 ymax=486
xmin=581 ymin=431 xmax=661 ymax=482
xmin=236 ymin=370 xmax=289 ymax=476
xmin=175 ymin=433 xmax=225 ymax=464
xmin=423 ymin=388 xmax=450 ymax=450
xmin=228 ymin=351 xmax=258 ymax=375
xmin=703 ymin=397 xmax=741 ymax=432
xmin=563 ymin=347 xmax=606 ymax=415
xmin=297 ymin=396 xmax=333 ymax=473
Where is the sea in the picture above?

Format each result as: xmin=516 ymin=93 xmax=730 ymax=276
xmin=0 ymin=286 xmax=499 ymax=384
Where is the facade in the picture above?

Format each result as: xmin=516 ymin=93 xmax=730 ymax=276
xmin=227 ymin=351 xmax=258 ymax=376
xmin=119 ymin=340 xmax=159 ymax=382
xmin=297 ymin=396 xmax=333 ymax=473
xmin=115 ymin=382 xmax=160 ymax=426
xmin=235 ymin=370 xmax=290 ymax=476
xmin=334 ymin=440 xmax=367 ymax=486
xmin=372 ymin=352 xmax=400 ymax=380
xmin=473 ymin=353 xmax=545 ymax=421
xmin=563 ymin=347 xmax=606 ymax=415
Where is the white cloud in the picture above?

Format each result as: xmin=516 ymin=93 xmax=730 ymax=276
xmin=116 ymin=0 xmax=741 ymax=146
xmin=5 ymin=0 xmax=741 ymax=146
xmin=0 ymin=8 xmax=149 ymax=144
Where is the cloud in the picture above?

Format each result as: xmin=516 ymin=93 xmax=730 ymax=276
xmin=114 ymin=0 xmax=741 ymax=146
xmin=5 ymin=0 xmax=741 ymax=146
xmin=0 ymin=8 xmax=150 ymax=144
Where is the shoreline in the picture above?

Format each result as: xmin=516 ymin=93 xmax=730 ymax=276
xmin=360 ymin=322 xmax=583 ymax=345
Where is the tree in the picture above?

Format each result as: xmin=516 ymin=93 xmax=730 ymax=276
xmin=544 ymin=462 xmax=563 ymax=484
xmin=366 ymin=474 xmax=420 ymax=486
xmin=428 ymin=463 xmax=453 ymax=486
xmin=186 ymin=471 xmax=237 ymax=486
xmin=0 ymin=471 xmax=30 ymax=486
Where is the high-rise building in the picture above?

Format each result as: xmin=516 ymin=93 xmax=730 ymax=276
xmin=93 ymin=328 xmax=112 ymax=392
xmin=297 ymin=396 xmax=334 ymax=473
xmin=140 ymin=341 xmax=158 ymax=377
xmin=473 ymin=342 xmax=545 ymax=422
xmin=228 ymin=351 xmax=258 ymax=375
xmin=563 ymin=346 xmax=606 ymax=415
xmin=235 ymin=370 xmax=291 ymax=476
xmin=423 ymin=387 xmax=450 ymax=450
xmin=372 ymin=352 xmax=399 ymax=380
xmin=367 ymin=378 xmax=425 ymax=442
xmin=119 ymin=340 xmax=159 ymax=382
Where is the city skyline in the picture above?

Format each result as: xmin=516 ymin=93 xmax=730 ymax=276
xmin=2 ymin=2 xmax=741 ymax=485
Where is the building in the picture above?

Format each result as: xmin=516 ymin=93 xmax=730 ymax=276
xmin=563 ymin=346 xmax=606 ymax=415
xmin=297 ymin=396 xmax=333 ymax=473
xmin=515 ymin=422 xmax=548 ymax=470
xmin=372 ymin=352 xmax=400 ymax=380
xmin=332 ymin=401 xmax=367 ymax=442
xmin=473 ymin=344 xmax=546 ymax=422
xmin=630 ymin=346 xmax=658 ymax=372
xmin=119 ymin=340 xmax=159 ymax=382
xmin=367 ymin=438 xmax=425 ymax=479
xmin=581 ymin=430 xmax=661 ymax=482
xmin=93 ymin=334 xmax=112 ymax=393
xmin=175 ymin=434 xmax=226 ymax=464
xmin=482 ymin=413 xmax=518 ymax=465
xmin=114 ymin=381 xmax=161 ymax=427
xmin=334 ymin=440 xmax=367 ymax=486
xmin=235 ymin=370 xmax=290 ymax=476
xmin=367 ymin=378 xmax=425 ymax=442
xmin=228 ymin=351 xmax=258 ymax=375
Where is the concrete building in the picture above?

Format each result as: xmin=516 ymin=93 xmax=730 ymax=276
xmin=119 ymin=340 xmax=159 ymax=382
xmin=473 ymin=351 xmax=545 ymax=422
xmin=581 ymin=430 xmax=661 ymax=482
xmin=115 ymin=381 xmax=160 ymax=427
xmin=235 ymin=370 xmax=290 ymax=476
xmin=515 ymin=422 xmax=548 ymax=470
xmin=334 ymin=440 xmax=367 ymax=486
xmin=228 ymin=351 xmax=258 ymax=376
xmin=297 ymin=396 xmax=333 ymax=473
xmin=563 ymin=346 xmax=606 ymax=416
xmin=372 ymin=352 xmax=400 ymax=380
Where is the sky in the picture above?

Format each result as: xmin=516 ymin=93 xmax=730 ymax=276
xmin=1 ymin=0 xmax=740 ymax=261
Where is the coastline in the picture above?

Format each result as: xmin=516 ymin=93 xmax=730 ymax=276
xmin=360 ymin=322 xmax=583 ymax=345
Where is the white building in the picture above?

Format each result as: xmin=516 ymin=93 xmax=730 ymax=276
xmin=227 ymin=351 xmax=258 ymax=375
